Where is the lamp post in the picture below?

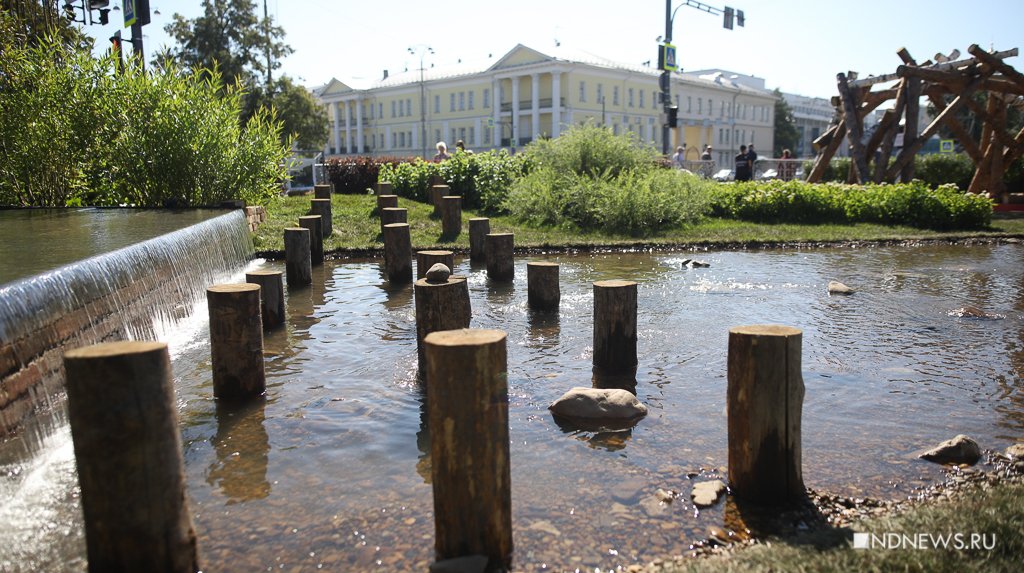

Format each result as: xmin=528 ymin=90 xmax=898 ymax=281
xmin=660 ymin=0 xmax=745 ymax=155
xmin=409 ymin=45 xmax=434 ymax=160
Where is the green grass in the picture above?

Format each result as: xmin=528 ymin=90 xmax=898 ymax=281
xmin=252 ymin=193 xmax=1024 ymax=255
xmin=669 ymin=482 xmax=1024 ymax=573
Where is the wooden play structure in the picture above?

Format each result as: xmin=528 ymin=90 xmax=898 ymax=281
xmin=808 ymin=45 xmax=1024 ymax=202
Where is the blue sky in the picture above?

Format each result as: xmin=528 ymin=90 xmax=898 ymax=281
xmin=82 ymin=0 xmax=1023 ymax=99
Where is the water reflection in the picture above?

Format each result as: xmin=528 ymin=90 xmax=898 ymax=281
xmin=415 ymin=390 xmax=431 ymax=484
xmin=207 ymin=399 xmax=271 ymax=504
xmin=526 ymin=308 xmax=560 ymax=350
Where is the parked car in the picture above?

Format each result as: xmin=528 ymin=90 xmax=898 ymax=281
xmin=712 ymin=169 xmax=734 ymax=182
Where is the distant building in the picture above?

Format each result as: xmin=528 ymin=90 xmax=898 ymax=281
xmin=781 ymin=93 xmax=837 ymax=159
xmin=316 ymin=44 xmax=776 ymax=164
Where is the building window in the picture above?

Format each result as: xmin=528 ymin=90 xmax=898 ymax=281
xmin=378 ymin=103 xmax=383 ymax=119
xmin=639 ymin=90 xmax=645 ymax=108
xmin=459 ymin=92 xmax=465 ymax=111
xmin=697 ymin=98 xmax=702 ymax=114
xmin=579 ymin=81 xmax=586 ymax=103
xmin=459 ymin=127 xmax=466 ymax=142
xmin=469 ymin=126 xmax=475 ymax=145
xmin=686 ymin=96 xmax=692 ymax=113
xmin=434 ymin=129 xmax=441 ymax=144
xmin=434 ymin=95 xmax=440 ymax=114
xmin=613 ymin=123 xmax=619 ymax=135
xmin=613 ymin=86 xmax=620 ymax=106
xmin=408 ymin=131 xmax=412 ymax=148
xmin=597 ymin=83 xmax=604 ymax=104
xmin=450 ymin=94 xmax=456 ymax=112
xmin=391 ymin=101 xmax=396 ymax=118
xmin=628 ymin=88 xmax=634 ymax=107
xmin=407 ymin=99 xmax=413 ymax=116
xmin=483 ymin=88 xmax=490 ymax=108
xmin=399 ymin=131 xmax=406 ymax=147
xmin=468 ymin=91 xmax=475 ymax=110
xmin=450 ymin=128 xmax=456 ymax=144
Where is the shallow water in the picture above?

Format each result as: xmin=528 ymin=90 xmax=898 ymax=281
xmin=2 ymin=243 xmax=1023 ymax=571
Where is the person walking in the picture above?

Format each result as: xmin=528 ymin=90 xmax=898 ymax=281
xmin=671 ymin=145 xmax=686 ymax=169
xmin=433 ymin=141 xmax=450 ymax=162
xmin=746 ymin=144 xmax=758 ymax=179
xmin=779 ymin=149 xmax=796 ymax=181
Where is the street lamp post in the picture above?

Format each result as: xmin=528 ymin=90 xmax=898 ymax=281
xmin=660 ymin=0 xmax=745 ymax=155
xmin=408 ymin=45 xmax=434 ymax=160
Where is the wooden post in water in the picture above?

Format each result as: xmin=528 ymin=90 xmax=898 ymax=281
xmin=416 ymin=250 xmax=455 ymax=280
xmin=314 ymin=183 xmax=333 ymax=199
xmin=283 ymin=227 xmax=312 ymax=287
xmin=207 ymin=283 xmax=266 ymax=401
xmin=414 ymin=277 xmax=471 ymax=375
xmin=425 ymin=328 xmax=512 ymax=569
xmin=245 ymin=270 xmax=285 ymax=329
xmin=527 ymin=262 xmax=560 ymax=310
xmin=441 ymin=196 xmax=462 ymax=239
xmin=376 ymin=181 xmax=393 ymax=196
xmin=383 ymin=222 xmax=413 ymax=283
xmin=64 ymin=341 xmax=201 ymax=573
xmin=485 ymin=233 xmax=514 ymax=281
xmin=727 ymin=325 xmax=805 ymax=503
xmin=376 ymin=194 xmax=398 ymax=213
xmin=310 ymin=198 xmax=333 ymax=237
xmin=430 ymin=184 xmax=449 ymax=216
xmin=469 ymin=217 xmax=490 ymax=262
xmin=593 ymin=280 xmax=637 ymax=373
xmin=380 ymin=207 xmax=407 ymax=232
xmin=298 ymin=215 xmax=324 ymax=265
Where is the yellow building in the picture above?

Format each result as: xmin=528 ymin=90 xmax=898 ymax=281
xmin=317 ymin=44 xmax=776 ymax=165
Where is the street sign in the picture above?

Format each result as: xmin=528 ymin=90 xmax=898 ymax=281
xmin=123 ymin=0 xmax=136 ymax=27
xmin=122 ymin=0 xmax=150 ymax=28
xmin=940 ymin=139 xmax=955 ymax=153
xmin=660 ymin=43 xmax=678 ymax=72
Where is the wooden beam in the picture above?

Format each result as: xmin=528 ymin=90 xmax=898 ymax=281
xmin=896 ymin=64 xmax=981 ymax=83
xmin=837 ymin=73 xmax=870 ymax=183
xmin=874 ymin=80 xmax=908 ymax=182
xmin=808 ymin=120 xmax=846 ymax=183
xmin=886 ymin=77 xmax=982 ymax=181
xmin=901 ymin=77 xmax=922 ymax=182
xmin=923 ymin=85 xmax=982 ymax=162
xmin=968 ymin=45 xmax=1024 ymax=91
xmin=812 ymin=123 xmax=840 ymax=152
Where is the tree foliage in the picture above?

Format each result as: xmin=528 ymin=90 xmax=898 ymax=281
xmin=161 ymin=0 xmax=327 ymax=151
xmin=1 ymin=0 xmax=89 ymax=49
xmin=773 ymin=88 xmax=800 ymax=156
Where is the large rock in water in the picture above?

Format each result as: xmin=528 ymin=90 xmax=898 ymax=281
xmin=549 ymin=387 xmax=647 ymax=421
xmin=691 ymin=480 xmax=727 ymax=508
xmin=919 ymin=434 xmax=982 ymax=465
xmin=827 ymin=280 xmax=854 ymax=295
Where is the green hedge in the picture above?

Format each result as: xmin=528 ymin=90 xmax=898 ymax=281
xmin=708 ymin=180 xmax=993 ymax=230
xmin=0 ymin=15 xmax=288 ymax=207
xmin=805 ymin=153 xmax=1023 ymax=192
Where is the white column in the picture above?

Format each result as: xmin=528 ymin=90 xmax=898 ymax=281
xmin=511 ymin=76 xmax=520 ymax=146
xmin=331 ymin=102 xmax=341 ymax=154
xmin=356 ymin=99 xmax=364 ymax=154
xmin=531 ymin=73 xmax=540 ymax=141
xmin=492 ymin=79 xmax=500 ymax=148
xmin=342 ymin=101 xmax=351 ymax=154
xmin=551 ymin=72 xmax=562 ymax=138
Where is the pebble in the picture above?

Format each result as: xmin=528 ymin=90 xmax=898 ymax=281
xmin=691 ymin=480 xmax=726 ymax=508
xmin=425 ymin=263 xmax=452 ymax=283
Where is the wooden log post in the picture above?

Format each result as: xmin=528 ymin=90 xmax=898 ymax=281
xmin=310 ymin=198 xmax=333 ymax=238
xmin=298 ymin=215 xmax=324 ymax=265
xmin=376 ymin=181 xmax=393 ymax=196
xmin=64 ymin=341 xmax=201 ymax=573
xmin=527 ymin=262 xmax=560 ymax=310
xmin=836 ymin=74 xmax=869 ymax=183
xmin=430 ymin=184 xmax=449 ymax=216
xmin=376 ymin=194 xmax=399 ymax=214
xmin=593 ymin=280 xmax=638 ymax=373
xmin=245 ymin=270 xmax=285 ymax=329
xmin=485 ymin=233 xmax=514 ymax=281
xmin=469 ymin=217 xmax=490 ymax=262
xmin=383 ymin=223 xmax=413 ymax=283
xmin=207 ymin=283 xmax=266 ymax=401
xmin=424 ymin=328 xmax=512 ymax=569
xmin=441 ymin=196 xmax=462 ymax=239
xmin=727 ymin=325 xmax=805 ymax=503
xmin=414 ymin=277 xmax=472 ymax=375
xmin=416 ymin=250 xmax=455 ymax=280
xmin=380 ymin=207 xmax=407 ymax=232
xmin=314 ymin=183 xmax=333 ymax=199
xmin=283 ymin=227 xmax=312 ymax=287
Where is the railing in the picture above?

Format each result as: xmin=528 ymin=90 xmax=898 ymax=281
xmin=753 ymin=159 xmax=804 ymax=181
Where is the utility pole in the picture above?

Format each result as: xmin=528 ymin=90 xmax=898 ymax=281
xmin=409 ymin=45 xmax=434 ymax=160
xmin=263 ymin=0 xmax=272 ymax=90
xmin=660 ymin=0 xmax=745 ymax=155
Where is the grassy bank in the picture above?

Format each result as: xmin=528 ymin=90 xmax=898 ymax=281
xmin=253 ymin=193 xmax=1024 ymax=256
xmin=667 ymin=481 xmax=1024 ymax=573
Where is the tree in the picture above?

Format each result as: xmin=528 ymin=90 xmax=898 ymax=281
xmin=162 ymin=0 xmax=326 ymax=151
xmin=773 ymin=88 xmax=800 ymax=157
xmin=1 ymin=0 xmax=89 ymax=49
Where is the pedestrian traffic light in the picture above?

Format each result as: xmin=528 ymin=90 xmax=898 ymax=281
xmin=667 ymin=106 xmax=679 ymax=128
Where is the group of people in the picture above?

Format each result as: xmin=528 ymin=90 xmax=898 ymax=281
xmin=734 ymin=144 xmax=758 ymax=182
xmin=433 ymin=140 xmax=471 ymax=162
xmin=670 ymin=144 xmax=714 ymax=169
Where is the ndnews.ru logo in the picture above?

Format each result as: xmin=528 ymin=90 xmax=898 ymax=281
xmin=853 ymin=532 xmax=997 ymax=550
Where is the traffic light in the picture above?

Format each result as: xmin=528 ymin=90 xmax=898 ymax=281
xmin=737 ymin=10 xmax=745 ymax=27
xmin=667 ymin=106 xmax=679 ymax=128
xmin=109 ymin=31 xmax=122 ymax=53
xmin=723 ymin=7 xmax=734 ymax=30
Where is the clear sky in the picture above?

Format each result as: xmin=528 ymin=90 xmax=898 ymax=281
xmin=82 ymin=0 xmax=1022 ymax=99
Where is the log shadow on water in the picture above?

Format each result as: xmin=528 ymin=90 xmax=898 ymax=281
xmin=207 ymin=398 xmax=271 ymax=504
xmin=717 ymin=491 xmax=852 ymax=551
xmin=526 ymin=307 xmax=560 ymax=350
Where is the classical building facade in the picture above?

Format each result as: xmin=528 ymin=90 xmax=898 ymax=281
xmin=317 ymin=45 xmax=776 ymax=165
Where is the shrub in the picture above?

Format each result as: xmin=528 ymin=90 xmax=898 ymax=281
xmin=326 ymin=155 xmax=414 ymax=194
xmin=914 ymin=153 xmax=975 ymax=190
xmin=0 ymin=17 xmax=289 ymax=207
xmin=524 ymin=122 xmax=655 ymax=178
